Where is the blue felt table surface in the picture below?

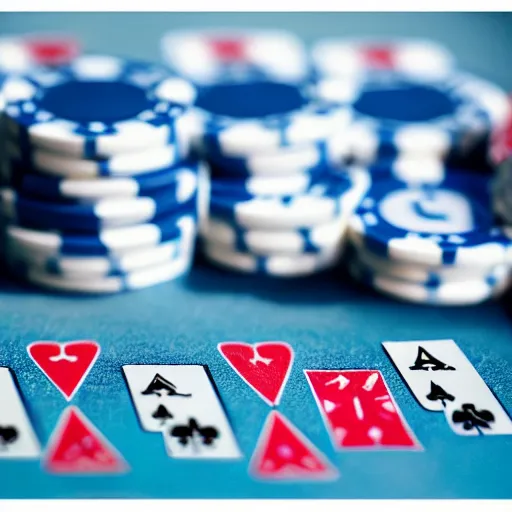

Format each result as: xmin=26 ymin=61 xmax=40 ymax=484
xmin=0 ymin=12 xmax=512 ymax=500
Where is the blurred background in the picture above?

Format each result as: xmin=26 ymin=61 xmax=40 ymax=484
xmin=1 ymin=12 xmax=511 ymax=89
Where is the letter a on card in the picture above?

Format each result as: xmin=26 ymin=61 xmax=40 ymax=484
xmin=304 ymin=370 xmax=421 ymax=450
xmin=383 ymin=340 xmax=512 ymax=436
xmin=218 ymin=342 xmax=294 ymax=406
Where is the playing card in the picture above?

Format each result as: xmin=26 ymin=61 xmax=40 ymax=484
xmin=249 ymin=410 xmax=338 ymax=481
xmin=383 ymin=340 xmax=512 ymax=436
xmin=217 ymin=341 xmax=294 ymax=406
xmin=123 ymin=365 xmax=241 ymax=459
xmin=0 ymin=367 xmax=40 ymax=459
xmin=383 ymin=340 xmax=461 ymax=412
xmin=27 ymin=340 xmax=100 ymax=401
xmin=44 ymin=406 xmax=128 ymax=474
xmin=304 ymin=370 xmax=421 ymax=450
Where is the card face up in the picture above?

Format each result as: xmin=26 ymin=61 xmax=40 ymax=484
xmin=123 ymin=364 xmax=242 ymax=459
xmin=383 ymin=340 xmax=512 ymax=436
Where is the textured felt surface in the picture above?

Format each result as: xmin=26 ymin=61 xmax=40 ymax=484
xmin=0 ymin=12 xmax=511 ymax=499
xmin=0 ymin=259 xmax=511 ymax=499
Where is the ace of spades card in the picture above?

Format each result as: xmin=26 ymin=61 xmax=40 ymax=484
xmin=383 ymin=340 xmax=512 ymax=436
xmin=123 ymin=365 xmax=241 ymax=459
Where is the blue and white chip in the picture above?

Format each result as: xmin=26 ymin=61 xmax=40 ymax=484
xmin=5 ymin=212 xmax=196 ymax=257
xmin=350 ymin=240 xmax=509 ymax=285
xmin=349 ymin=172 xmax=512 ymax=267
xmin=17 ymin=161 xmax=199 ymax=202
xmin=7 ymin=219 xmax=196 ymax=279
xmin=201 ymin=215 xmax=345 ymax=256
xmin=315 ymin=70 xmax=510 ymax=162
xmin=202 ymin=132 xmax=350 ymax=177
xmin=193 ymin=78 xmax=350 ymax=156
xmin=0 ymin=185 xmax=197 ymax=232
xmin=203 ymin=239 xmax=341 ymax=277
xmin=209 ymin=167 xmax=370 ymax=230
xmin=1 ymin=54 xmax=198 ymax=158
xmin=210 ymin=170 xmax=328 ymax=198
xmin=8 ymin=248 xmax=193 ymax=294
xmin=348 ymin=256 xmax=510 ymax=306
xmin=4 ymin=138 xmax=185 ymax=179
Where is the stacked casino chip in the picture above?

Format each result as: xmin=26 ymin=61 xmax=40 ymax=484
xmin=344 ymin=172 xmax=512 ymax=306
xmin=311 ymin=38 xmax=508 ymax=171
xmin=491 ymin=99 xmax=512 ymax=225
xmin=0 ymin=54 xmax=202 ymax=294
xmin=308 ymin=38 xmax=512 ymax=304
xmin=162 ymin=29 xmax=370 ymax=277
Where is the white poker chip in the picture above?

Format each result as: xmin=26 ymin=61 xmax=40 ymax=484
xmin=312 ymin=38 xmax=454 ymax=79
xmin=161 ymin=29 xmax=309 ymax=85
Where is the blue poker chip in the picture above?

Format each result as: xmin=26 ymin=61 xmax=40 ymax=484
xmin=17 ymin=161 xmax=199 ymax=202
xmin=349 ymin=238 xmax=509 ymax=285
xmin=202 ymin=239 xmax=341 ymax=277
xmin=6 ymin=217 xmax=196 ymax=279
xmin=5 ymin=211 xmax=196 ymax=256
xmin=4 ymin=138 xmax=185 ymax=179
xmin=349 ymin=172 xmax=512 ymax=267
xmin=193 ymin=78 xmax=350 ymax=156
xmin=2 ymin=54 xmax=197 ymax=158
xmin=315 ymin=70 xmax=510 ymax=162
xmin=0 ymin=186 xmax=198 ymax=232
xmin=201 ymin=215 xmax=345 ymax=255
xmin=201 ymin=132 xmax=351 ymax=177
xmin=209 ymin=167 xmax=371 ymax=229
xmin=347 ymin=256 xmax=510 ymax=306
xmin=7 ymin=249 xmax=193 ymax=294
xmin=210 ymin=169 xmax=330 ymax=198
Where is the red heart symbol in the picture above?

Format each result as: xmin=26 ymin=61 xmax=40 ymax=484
xmin=218 ymin=342 xmax=294 ymax=406
xmin=27 ymin=341 xmax=100 ymax=401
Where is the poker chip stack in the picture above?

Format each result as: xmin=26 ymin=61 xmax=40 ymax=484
xmin=311 ymin=38 xmax=506 ymax=171
xmin=0 ymin=54 xmax=202 ymax=294
xmin=344 ymin=172 xmax=512 ymax=306
xmin=308 ymin=38 xmax=512 ymax=305
xmin=162 ymin=29 xmax=370 ymax=277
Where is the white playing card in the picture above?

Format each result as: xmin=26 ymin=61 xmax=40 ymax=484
xmin=383 ymin=340 xmax=512 ymax=436
xmin=123 ymin=365 xmax=242 ymax=459
xmin=123 ymin=365 xmax=194 ymax=432
xmin=383 ymin=340 xmax=462 ymax=412
xmin=0 ymin=367 xmax=40 ymax=458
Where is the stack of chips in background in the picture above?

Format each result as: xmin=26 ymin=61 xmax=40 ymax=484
xmin=162 ymin=29 xmax=370 ymax=277
xmin=309 ymin=37 xmax=512 ymax=305
xmin=0 ymin=30 xmax=510 ymax=304
xmin=0 ymin=54 xmax=201 ymax=294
